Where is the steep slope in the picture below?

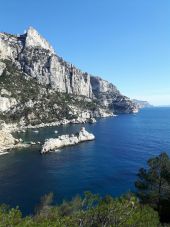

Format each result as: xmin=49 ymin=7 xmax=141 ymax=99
xmin=90 ymin=76 xmax=138 ymax=113
xmin=0 ymin=27 xmax=138 ymax=126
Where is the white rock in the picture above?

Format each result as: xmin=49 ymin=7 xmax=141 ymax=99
xmin=25 ymin=27 xmax=55 ymax=53
xmin=61 ymin=119 xmax=70 ymax=125
xmin=0 ymin=130 xmax=15 ymax=149
xmin=0 ymin=88 xmax=11 ymax=96
xmin=25 ymin=99 xmax=34 ymax=108
xmin=41 ymin=127 xmax=95 ymax=154
xmin=0 ymin=129 xmax=29 ymax=153
xmin=78 ymin=127 xmax=95 ymax=142
xmin=0 ymin=96 xmax=17 ymax=112
xmin=0 ymin=62 xmax=6 ymax=76
xmin=94 ymin=108 xmax=114 ymax=118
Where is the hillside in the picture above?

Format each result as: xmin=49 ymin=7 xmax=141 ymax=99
xmin=0 ymin=27 xmax=138 ymax=126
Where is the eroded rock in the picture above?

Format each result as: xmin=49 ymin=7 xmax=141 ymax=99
xmin=41 ymin=127 xmax=95 ymax=154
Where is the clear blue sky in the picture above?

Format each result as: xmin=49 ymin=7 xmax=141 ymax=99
xmin=1 ymin=0 xmax=170 ymax=105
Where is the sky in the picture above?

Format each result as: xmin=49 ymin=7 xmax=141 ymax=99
xmin=0 ymin=0 xmax=170 ymax=105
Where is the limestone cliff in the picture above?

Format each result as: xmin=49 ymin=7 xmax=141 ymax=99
xmin=0 ymin=27 xmax=93 ymax=98
xmin=0 ymin=27 xmax=138 ymax=125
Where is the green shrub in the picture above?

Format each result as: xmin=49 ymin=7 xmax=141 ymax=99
xmin=0 ymin=192 xmax=160 ymax=227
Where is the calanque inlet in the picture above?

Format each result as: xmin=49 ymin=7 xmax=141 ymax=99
xmin=0 ymin=27 xmax=139 ymax=154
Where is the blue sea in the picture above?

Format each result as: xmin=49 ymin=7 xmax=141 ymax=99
xmin=0 ymin=107 xmax=170 ymax=215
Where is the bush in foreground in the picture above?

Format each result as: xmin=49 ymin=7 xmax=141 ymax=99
xmin=135 ymin=152 xmax=170 ymax=222
xmin=0 ymin=192 xmax=160 ymax=227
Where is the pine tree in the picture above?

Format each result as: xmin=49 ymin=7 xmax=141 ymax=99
xmin=135 ymin=152 xmax=170 ymax=222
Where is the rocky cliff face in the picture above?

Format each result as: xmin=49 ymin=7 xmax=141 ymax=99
xmin=0 ymin=27 xmax=138 ymax=125
xmin=0 ymin=27 xmax=93 ymax=98
xmin=90 ymin=76 xmax=137 ymax=113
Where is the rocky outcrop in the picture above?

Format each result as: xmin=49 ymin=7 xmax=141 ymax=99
xmin=25 ymin=27 xmax=55 ymax=53
xmin=0 ymin=128 xmax=29 ymax=154
xmin=0 ymin=130 xmax=15 ymax=151
xmin=132 ymin=99 xmax=153 ymax=109
xmin=0 ymin=62 xmax=6 ymax=76
xmin=0 ymin=96 xmax=17 ymax=112
xmin=0 ymin=27 xmax=138 ymax=118
xmin=41 ymin=127 xmax=95 ymax=153
xmin=90 ymin=76 xmax=138 ymax=113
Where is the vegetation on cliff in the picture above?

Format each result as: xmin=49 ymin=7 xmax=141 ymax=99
xmin=0 ymin=27 xmax=138 ymax=128
xmin=0 ymin=60 xmax=102 ymax=125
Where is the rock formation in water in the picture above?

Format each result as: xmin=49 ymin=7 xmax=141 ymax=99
xmin=41 ymin=127 xmax=95 ymax=154
xmin=0 ymin=27 xmax=138 ymax=126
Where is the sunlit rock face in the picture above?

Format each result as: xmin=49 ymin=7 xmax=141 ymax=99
xmin=0 ymin=97 xmax=17 ymax=112
xmin=25 ymin=27 xmax=55 ymax=53
xmin=0 ymin=129 xmax=16 ymax=153
xmin=90 ymin=76 xmax=137 ymax=113
xmin=0 ymin=62 xmax=6 ymax=76
xmin=41 ymin=127 xmax=95 ymax=154
xmin=0 ymin=27 xmax=138 ymax=116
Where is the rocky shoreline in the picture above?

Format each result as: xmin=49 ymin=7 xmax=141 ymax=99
xmin=0 ymin=128 xmax=30 ymax=155
xmin=0 ymin=114 xmax=114 ymax=155
xmin=41 ymin=127 xmax=95 ymax=154
xmin=20 ymin=115 xmax=113 ymax=130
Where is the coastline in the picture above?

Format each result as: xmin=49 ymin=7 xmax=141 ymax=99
xmin=0 ymin=114 xmax=115 ymax=155
xmin=21 ymin=115 xmax=115 ymax=130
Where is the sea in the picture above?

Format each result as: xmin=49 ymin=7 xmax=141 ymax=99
xmin=0 ymin=107 xmax=170 ymax=215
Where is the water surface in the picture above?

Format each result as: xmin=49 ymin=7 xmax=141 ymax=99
xmin=0 ymin=107 xmax=170 ymax=215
